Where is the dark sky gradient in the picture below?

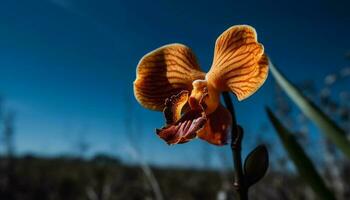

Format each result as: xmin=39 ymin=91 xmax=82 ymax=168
xmin=0 ymin=0 xmax=349 ymax=167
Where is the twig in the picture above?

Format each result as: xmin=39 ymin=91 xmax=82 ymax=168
xmin=222 ymin=92 xmax=248 ymax=200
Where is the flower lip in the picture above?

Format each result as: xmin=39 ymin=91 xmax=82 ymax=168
xmin=156 ymin=108 xmax=207 ymax=145
xmin=155 ymin=90 xmax=208 ymax=145
xmin=156 ymin=90 xmax=232 ymax=145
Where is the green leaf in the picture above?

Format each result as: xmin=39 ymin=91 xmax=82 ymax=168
xmin=244 ymin=145 xmax=269 ymax=187
xmin=270 ymin=62 xmax=350 ymax=158
xmin=266 ymin=108 xmax=336 ymax=200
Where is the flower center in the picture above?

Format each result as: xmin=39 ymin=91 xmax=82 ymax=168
xmin=189 ymin=79 xmax=220 ymax=114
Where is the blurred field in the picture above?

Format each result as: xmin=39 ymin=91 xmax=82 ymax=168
xmin=0 ymin=154 xmax=329 ymax=200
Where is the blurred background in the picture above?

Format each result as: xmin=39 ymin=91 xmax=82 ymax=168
xmin=0 ymin=0 xmax=350 ymax=199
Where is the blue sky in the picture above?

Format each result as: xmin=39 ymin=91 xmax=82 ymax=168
xmin=0 ymin=0 xmax=349 ymax=167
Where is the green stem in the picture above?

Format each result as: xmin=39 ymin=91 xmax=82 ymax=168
xmin=222 ymin=92 xmax=248 ymax=200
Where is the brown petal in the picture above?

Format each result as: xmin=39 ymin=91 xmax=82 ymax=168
xmin=156 ymin=109 xmax=207 ymax=145
xmin=206 ymin=25 xmax=269 ymax=101
xmin=197 ymin=104 xmax=232 ymax=145
xmin=134 ymin=44 xmax=205 ymax=111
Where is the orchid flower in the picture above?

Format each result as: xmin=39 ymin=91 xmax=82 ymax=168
xmin=133 ymin=25 xmax=268 ymax=145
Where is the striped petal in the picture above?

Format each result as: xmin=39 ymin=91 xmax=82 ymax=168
xmin=206 ymin=25 xmax=269 ymax=101
xmin=134 ymin=43 xmax=205 ymax=111
xmin=197 ymin=104 xmax=232 ymax=145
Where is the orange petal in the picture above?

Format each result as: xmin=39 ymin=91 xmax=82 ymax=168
xmin=197 ymin=104 xmax=232 ymax=145
xmin=134 ymin=43 xmax=205 ymax=111
xmin=206 ymin=25 xmax=269 ymax=101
